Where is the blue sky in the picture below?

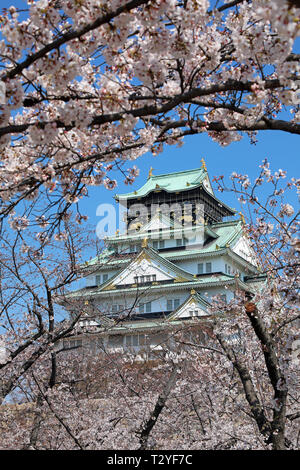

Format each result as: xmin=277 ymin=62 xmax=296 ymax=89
xmin=81 ymin=129 xmax=300 ymax=243
xmin=1 ymin=1 xmax=299 ymax=250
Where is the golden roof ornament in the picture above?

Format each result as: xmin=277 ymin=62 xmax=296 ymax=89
xmin=191 ymin=289 xmax=196 ymax=295
xmin=201 ymin=158 xmax=207 ymax=171
xmin=141 ymin=237 xmax=148 ymax=248
xmin=148 ymin=167 xmax=154 ymax=179
xmin=239 ymin=211 xmax=245 ymax=225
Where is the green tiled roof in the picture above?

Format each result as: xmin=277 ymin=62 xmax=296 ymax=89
xmin=83 ymin=219 xmax=258 ymax=273
xmin=83 ymin=247 xmax=115 ymax=267
xmin=168 ymin=292 xmax=211 ymax=320
xmin=100 ymin=318 xmax=191 ymax=333
xmin=106 ymin=224 xmax=218 ymax=244
xmin=93 ymin=246 xmax=196 ymax=293
xmin=65 ymin=274 xmax=252 ymax=299
xmin=115 ymin=167 xmax=208 ymax=201
xmin=164 ymin=220 xmax=243 ymax=256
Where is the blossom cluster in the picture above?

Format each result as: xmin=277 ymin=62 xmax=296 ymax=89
xmin=0 ymin=0 xmax=299 ymax=231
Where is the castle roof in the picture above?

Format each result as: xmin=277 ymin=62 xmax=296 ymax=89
xmin=114 ymin=167 xmax=235 ymax=214
xmin=83 ymin=219 xmax=258 ymax=273
xmin=115 ymin=167 xmax=209 ymax=201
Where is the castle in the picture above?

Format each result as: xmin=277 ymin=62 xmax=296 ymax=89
xmin=62 ymin=162 xmax=264 ymax=354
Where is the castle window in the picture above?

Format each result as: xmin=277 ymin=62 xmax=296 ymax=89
xmin=125 ymin=334 xmax=147 ymax=348
xmin=153 ymin=240 xmax=165 ymax=249
xmin=103 ymin=273 xmax=108 ymax=282
xmin=135 ymin=275 xmax=156 ymax=284
xmin=167 ymin=298 xmax=180 ymax=311
xmin=112 ymin=304 xmax=124 ymax=314
xmin=225 ymin=263 xmax=232 ymax=274
xmin=206 ymin=262 xmax=212 ymax=273
xmin=151 ymin=333 xmax=167 ymax=347
xmin=63 ymin=339 xmax=82 ymax=350
xmin=108 ymin=335 xmax=123 ymax=348
xmin=96 ymin=275 xmax=101 ymax=285
xmin=176 ymin=238 xmax=186 ymax=247
xmin=125 ymin=335 xmax=133 ymax=347
xmin=189 ymin=310 xmax=199 ymax=317
xmin=139 ymin=301 xmax=151 ymax=314
xmin=197 ymin=263 xmax=203 ymax=274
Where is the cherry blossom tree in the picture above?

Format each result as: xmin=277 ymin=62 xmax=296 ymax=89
xmin=0 ymin=217 xmax=95 ymax=403
xmin=0 ymin=0 xmax=299 ymax=451
xmin=0 ymin=164 xmax=298 ymax=450
xmin=0 ymin=0 xmax=299 ymax=228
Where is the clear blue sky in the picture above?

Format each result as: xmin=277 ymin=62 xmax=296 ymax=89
xmin=2 ymin=1 xmax=299 ymax=247
xmin=81 ymin=130 xmax=300 ymax=240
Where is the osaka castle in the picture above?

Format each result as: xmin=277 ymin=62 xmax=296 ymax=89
xmin=62 ymin=161 xmax=265 ymax=354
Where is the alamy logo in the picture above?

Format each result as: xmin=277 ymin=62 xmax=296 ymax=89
xmin=291 ymin=339 xmax=300 ymax=366
xmin=0 ymin=81 xmax=6 ymax=105
xmin=96 ymin=200 xmax=205 ymax=245
xmin=0 ymin=343 xmax=6 ymax=364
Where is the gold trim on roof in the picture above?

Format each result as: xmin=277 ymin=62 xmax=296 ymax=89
xmin=201 ymin=158 xmax=207 ymax=171
xmin=148 ymin=167 xmax=154 ymax=179
xmin=102 ymin=282 xmax=116 ymax=291
xmin=137 ymin=250 xmax=150 ymax=262
xmin=141 ymin=237 xmax=148 ymax=248
xmin=239 ymin=211 xmax=245 ymax=225
xmin=174 ymin=276 xmax=189 ymax=283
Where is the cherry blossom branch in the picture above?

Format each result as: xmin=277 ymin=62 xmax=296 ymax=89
xmin=215 ymin=330 xmax=272 ymax=441
xmin=138 ymin=364 xmax=178 ymax=450
xmin=2 ymin=0 xmax=151 ymax=81
xmin=32 ymin=373 xmax=86 ymax=450
xmin=0 ymin=78 xmax=292 ymax=138
xmin=244 ymin=302 xmax=288 ymax=449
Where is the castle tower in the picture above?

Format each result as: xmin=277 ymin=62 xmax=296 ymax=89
xmin=62 ymin=164 xmax=264 ymax=354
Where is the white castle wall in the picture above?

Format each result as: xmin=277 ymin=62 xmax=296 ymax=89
xmin=232 ymin=236 xmax=258 ymax=267
xmin=94 ymin=291 xmax=190 ymax=315
xmin=86 ymin=270 xmax=118 ymax=287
